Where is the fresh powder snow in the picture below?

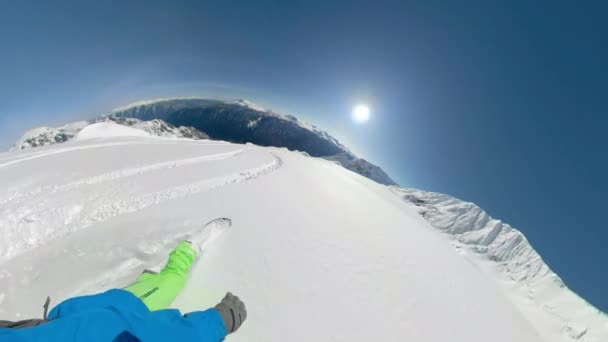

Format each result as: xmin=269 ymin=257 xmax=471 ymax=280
xmin=0 ymin=122 xmax=604 ymax=341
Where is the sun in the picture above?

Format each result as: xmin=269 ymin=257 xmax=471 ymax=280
xmin=352 ymin=104 xmax=370 ymax=123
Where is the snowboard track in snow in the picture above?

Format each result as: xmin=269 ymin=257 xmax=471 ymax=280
xmin=84 ymin=152 xmax=283 ymax=227
xmin=0 ymin=150 xmax=282 ymax=262
xmin=2 ymin=128 xmax=606 ymax=342
xmin=0 ymin=139 xmax=231 ymax=170
xmin=0 ymin=148 xmax=246 ymax=207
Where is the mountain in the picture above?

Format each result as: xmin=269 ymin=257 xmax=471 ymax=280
xmin=12 ymin=98 xmax=398 ymax=186
xmin=109 ymin=98 xmax=351 ymax=157
xmin=12 ymin=117 xmax=208 ymax=151
xmin=0 ymin=122 xmax=544 ymax=341
xmin=105 ymin=117 xmax=209 ymax=140
xmin=392 ymin=187 xmax=608 ymax=342
xmin=110 ymin=98 xmax=398 ymax=186
xmin=13 ymin=121 xmax=91 ymax=150
xmin=323 ymin=152 xmax=397 ymax=187
xmin=2 ymin=121 xmax=606 ymax=341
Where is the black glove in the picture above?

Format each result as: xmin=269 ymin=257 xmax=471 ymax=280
xmin=214 ymin=292 xmax=247 ymax=334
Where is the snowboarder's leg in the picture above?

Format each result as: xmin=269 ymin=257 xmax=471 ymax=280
xmin=124 ymin=241 xmax=197 ymax=311
xmin=131 ymin=269 xmax=158 ymax=283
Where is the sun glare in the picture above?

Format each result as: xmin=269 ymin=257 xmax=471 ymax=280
xmin=352 ymin=104 xmax=370 ymax=123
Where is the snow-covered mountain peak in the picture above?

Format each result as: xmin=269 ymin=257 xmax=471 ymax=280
xmin=12 ymin=121 xmax=90 ymax=151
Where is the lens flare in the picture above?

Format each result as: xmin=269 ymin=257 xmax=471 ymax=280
xmin=352 ymin=105 xmax=370 ymax=123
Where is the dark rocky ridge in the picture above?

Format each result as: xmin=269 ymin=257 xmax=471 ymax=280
xmin=111 ymin=100 xmax=351 ymax=158
xmin=111 ymin=99 xmax=398 ymax=186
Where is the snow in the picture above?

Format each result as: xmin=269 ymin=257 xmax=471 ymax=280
xmin=230 ymin=99 xmax=347 ymax=150
xmin=11 ymin=121 xmax=90 ymax=150
xmin=74 ymin=122 xmax=151 ymax=140
xmin=12 ymin=118 xmax=209 ymax=151
xmin=231 ymin=99 xmax=267 ymax=112
xmin=114 ymin=98 xmax=269 ymax=114
xmin=323 ymin=152 xmax=398 ymax=186
xmin=0 ymin=128 xmax=601 ymax=341
xmin=110 ymin=97 xmax=208 ymax=113
xmin=391 ymin=188 xmax=608 ymax=342
xmin=106 ymin=97 xmax=357 ymax=160
xmin=247 ymin=118 xmax=261 ymax=128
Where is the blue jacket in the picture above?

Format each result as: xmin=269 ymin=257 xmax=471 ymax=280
xmin=0 ymin=289 xmax=227 ymax=341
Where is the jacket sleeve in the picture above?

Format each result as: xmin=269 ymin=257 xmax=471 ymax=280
xmin=48 ymin=289 xmax=149 ymax=319
xmin=184 ymin=309 xmax=228 ymax=341
xmin=122 ymin=308 xmax=228 ymax=342
xmin=0 ymin=329 xmax=27 ymax=342
xmin=9 ymin=290 xmax=227 ymax=342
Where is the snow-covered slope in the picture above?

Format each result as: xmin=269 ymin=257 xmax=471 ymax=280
xmin=0 ymin=122 xmax=544 ymax=341
xmin=392 ymin=188 xmax=608 ymax=342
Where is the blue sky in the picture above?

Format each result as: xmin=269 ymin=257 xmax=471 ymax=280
xmin=0 ymin=1 xmax=606 ymax=311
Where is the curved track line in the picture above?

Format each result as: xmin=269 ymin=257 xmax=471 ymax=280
xmin=0 ymin=148 xmax=246 ymax=206
xmin=0 ymin=152 xmax=283 ymax=262
xmin=0 ymin=142 xmax=160 ymax=169
xmin=0 ymin=140 xmax=232 ymax=169
xmin=84 ymin=153 xmax=283 ymax=227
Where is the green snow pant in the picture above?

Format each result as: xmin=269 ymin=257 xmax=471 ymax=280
xmin=125 ymin=241 xmax=197 ymax=311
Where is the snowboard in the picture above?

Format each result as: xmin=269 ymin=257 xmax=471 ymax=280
xmin=0 ymin=216 xmax=232 ymax=318
xmin=186 ymin=217 xmax=232 ymax=254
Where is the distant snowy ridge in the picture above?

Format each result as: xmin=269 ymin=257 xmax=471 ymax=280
xmin=230 ymin=99 xmax=356 ymax=160
xmin=392 ymin=187 xmax=608 ymax=342
xmin=12 ymin=117 xmax=208 ymax=150
xmin=107 ymin=117 xmax=209 ymax=140
xmin=13 ymin=121 xmax=91 ymax=150
xmin=323 ymin=152 xmax=397 ymax=186
xmin=111 ymin=98 xmax=355 ymax=156
xmin=109 ymin=97 xmax=214 ymax=113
